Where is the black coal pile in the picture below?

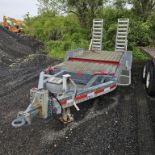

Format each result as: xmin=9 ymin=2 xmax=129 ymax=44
xmin=0 ymin=26 xmax=60 ymax=97
xmin=0 ymin=26 xmax=43 ymax=65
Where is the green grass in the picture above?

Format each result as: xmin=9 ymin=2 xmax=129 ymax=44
xmin=46 ymin=39 xmax=89 ymax=59
xmin=48 ymin=49 xmax=66 ymax=59
xmin=132 ymin=47 xmax=149 ymax=61
xmin=47 ymin=46 xmax=150 ymax=60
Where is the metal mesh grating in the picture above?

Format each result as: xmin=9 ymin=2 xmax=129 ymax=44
xmin=55 ymin=51 xmax=123 ymax=74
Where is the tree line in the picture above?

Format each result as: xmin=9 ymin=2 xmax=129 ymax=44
xmin=24 ymin=0 xmax=155 ymax=58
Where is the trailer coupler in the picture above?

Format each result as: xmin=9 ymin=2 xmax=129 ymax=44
xmin=12 ymin=88 xmax=49 ymax=128
xmin=11 ymin=104 xmax=40 ymax=128
xmin=12 ymin=112 xmax=30 ymax=128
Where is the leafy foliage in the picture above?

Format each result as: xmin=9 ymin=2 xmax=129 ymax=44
xmin=132 ymin=48 xmax=149 ymax=61
xmin=130 ymin=0 xmax=155 ymax=20
xmin=24 ymin=12 xmax=89 ymax=58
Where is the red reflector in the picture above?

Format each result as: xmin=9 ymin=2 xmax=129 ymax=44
xmin=75 ymin=93 xmax=87 ymax=101
xmin=95 ymin=88 xmax=104 ymax=94
xmin=110 ymin=84 xmax=117 ymax=89
xmin=60 ymin=100 xmax=67 ymax=105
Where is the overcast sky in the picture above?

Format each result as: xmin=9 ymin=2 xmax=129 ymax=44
xmin=0 ymin=0 xmax=38 ymax=21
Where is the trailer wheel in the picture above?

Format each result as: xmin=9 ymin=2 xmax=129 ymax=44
xmin=145 ymin=62 xmax=155 ymax=96
xmin=142 ymin=61 xmax=151 ymax=83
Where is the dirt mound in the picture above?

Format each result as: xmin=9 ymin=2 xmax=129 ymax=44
xmin=0 ymin=54 xmax=60 ymax=97
xmin=0 ymin=26 xmax=43 ymax=65
xmin=0 ymin=28 xmax=62 ymax=154
xmin=0 ymin=26 xmax=61 ymax=96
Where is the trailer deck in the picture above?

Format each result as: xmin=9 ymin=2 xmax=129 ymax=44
xmin=140 ymin=47 xmax=155 ymax=59
xmin=55 ymin=50 xmax=123 ymax=75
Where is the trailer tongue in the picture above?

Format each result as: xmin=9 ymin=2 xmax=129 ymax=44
xmin=12 ymin=19 xmax=132 ymax=127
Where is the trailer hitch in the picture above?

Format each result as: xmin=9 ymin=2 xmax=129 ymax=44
xmin=12 ymin=112 xmax=31 ymax=128
xmin=12 ymin=104 xmax=40 ymax=128
xmin=12 ymin=89 xmax=48 ymax=128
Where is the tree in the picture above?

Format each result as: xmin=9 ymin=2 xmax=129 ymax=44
xmin=130 ymin=0 xmax=155 ymax=20
xmin=113 ymin=0 xmax=128 ymax=9
xmin=37 ymin=0 xmax=67 ymax=14
xmin=67 ymin=0 xmax=105 ymax=28
xmin=37 ymin=0 xmax=106 ymax=28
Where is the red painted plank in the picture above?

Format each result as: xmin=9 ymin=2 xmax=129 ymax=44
xmin=69 ymin=57 xmax=120 ymax=65
xmin=94 ymin=72 xmax=115 ymax=75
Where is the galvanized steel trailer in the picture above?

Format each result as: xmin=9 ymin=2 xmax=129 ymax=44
xmin=12 ymin=19 xmax=132 ymax=127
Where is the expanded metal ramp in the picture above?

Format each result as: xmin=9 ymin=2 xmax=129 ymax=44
xmin=72 ymin=50 xmax=122 ymax=61
xmin=90 ymin=19 xmax=103 ymax=51
xmin=115 ymin=19 xmax=129 ymax=52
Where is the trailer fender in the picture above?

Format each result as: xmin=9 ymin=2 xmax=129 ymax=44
xmin=117 ymin=51 xmax=132 ymax=86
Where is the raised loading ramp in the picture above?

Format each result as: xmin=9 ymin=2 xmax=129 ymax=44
xmin=115 ymin=19 xmax=129 ymax=52
xmin=89 ymin=19 xmax=103 ymax=51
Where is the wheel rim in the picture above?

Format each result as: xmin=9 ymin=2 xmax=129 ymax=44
xmin=146 ymin=72 xmax=150 ymax=88
xmin=143 ymin=65 xmax=146 ymax=79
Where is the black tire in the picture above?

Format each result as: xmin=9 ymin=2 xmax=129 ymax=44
xmin=145 ymin=62 xmax=155 ymax=96
xmin=142 ymin=61 xmax=151 ymax=83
